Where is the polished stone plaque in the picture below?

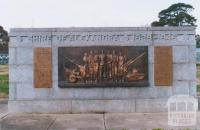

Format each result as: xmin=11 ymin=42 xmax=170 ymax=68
xmin=154 ymin=46 xmax=172 ymax=86
xmin=58 ymin=46 xmax=148 ymax=87
xmin=34 ymin=47 xmax=52 ymax=88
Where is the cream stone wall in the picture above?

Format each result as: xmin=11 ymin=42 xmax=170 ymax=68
xmin=8 ymin=27 xmax=196 ymax=113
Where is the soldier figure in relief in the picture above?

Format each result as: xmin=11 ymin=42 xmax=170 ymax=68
xmin=88 ymin=50 xmax=95 ymax=82
xmin=99 ymin=50 xmax=105 ymax=81
xmin=118 ymin=51 xmax=125 ymax=82
xmin=83 ymin=52 xmax=89 ymax=83
xmin=106 ymin=50 xmax=113 ymax=79
xmin=112 ymin=50 xmax=118 ymax=82
xmin=93 ymin=51 xmax=99 ymax=83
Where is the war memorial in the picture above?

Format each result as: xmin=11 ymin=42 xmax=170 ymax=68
xmin=8 ymin=27 xmax=196 ymax=113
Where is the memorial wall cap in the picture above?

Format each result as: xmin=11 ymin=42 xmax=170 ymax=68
xmin=9 ymin=26 xmax=196 ymax=33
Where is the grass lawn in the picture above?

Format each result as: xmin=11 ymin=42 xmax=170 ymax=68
xmin=0 ymin=65 xmax=9 ymax=97
xmin=0 ymin=74 xmax=9 ymax=94
xmin=197 ymin=84 xmax=200 ymax=92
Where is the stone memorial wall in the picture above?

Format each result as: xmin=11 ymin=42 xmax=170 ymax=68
xmin=8 ymin=27 xmax=196 ymax=113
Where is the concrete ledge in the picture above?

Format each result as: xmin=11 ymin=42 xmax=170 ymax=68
xmin=72 ymin=100 xmax=135 ymax=113
xmin=136 ymin=98 xmax=168 ymax=112
xmin=8 ymin=99 xmax=168 ymax=113
xmin=8 ymin=100 xmax=71 ymax=114
xmin=9 ymin=26 xmax=196 ymax=32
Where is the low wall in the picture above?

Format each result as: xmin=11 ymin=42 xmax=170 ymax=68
xmin=8 ymin=27 xmax=196 ymax=113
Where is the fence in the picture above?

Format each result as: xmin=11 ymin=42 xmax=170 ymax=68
xmin=0 ymin=53 xmax=8 ymax=64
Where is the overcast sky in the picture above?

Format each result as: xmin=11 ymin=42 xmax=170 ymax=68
xmin=1 ymin=0 xmax=200 ymax=33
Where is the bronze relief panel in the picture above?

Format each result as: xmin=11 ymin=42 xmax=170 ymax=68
xmin=58 ymin=46 xmax=148 ymax=87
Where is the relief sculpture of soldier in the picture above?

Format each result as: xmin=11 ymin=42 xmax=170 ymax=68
xmin=62 ymin=48 xmax=146 ymax=84
xmin=88 ymin=51 xmax=95 ymax=83
xmin=111 ymin=50 xmax=118 ymax=82
xmin=83 ymin=52 xmax=89 ymax=83
xmin=93 ymin=51 xmax=99 ymax=83
xmin=118 ymin=52 xmax=125 ymax=82
xmin=99 ymin=50 xmax=106 ymax=82
xmin=106 ymin=50 xmax=112 ymax=80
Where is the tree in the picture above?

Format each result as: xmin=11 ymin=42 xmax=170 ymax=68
xmin=151 ymin=3 xmax=196 ymax=26
xmin=196 ymin=35 xmax=200 ymax=48
xmin=0 ymin=26 xmax=9 ymax=53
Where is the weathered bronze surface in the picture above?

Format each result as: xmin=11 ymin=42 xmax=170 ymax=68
xmin=58 ymin=46 xmax=148 ymax=87
xmin=34 ymin=47 xmax=52 ymax=88
xmin=154 ymin=46 xmax=172 ymax=86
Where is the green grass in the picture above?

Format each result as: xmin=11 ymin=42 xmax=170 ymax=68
xmin=0 ymin=74 xmax=9 ymax=94
xmin=197 ymin=71 xmax=200 ymax=78
xmin=197 ymin=84 xmax=200 ymax=92
xmin=197 ymin=63 xmax=200 ymax=67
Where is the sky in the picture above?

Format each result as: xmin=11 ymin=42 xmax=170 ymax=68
xmin=0 ymin=0 xmax=200 ymax=33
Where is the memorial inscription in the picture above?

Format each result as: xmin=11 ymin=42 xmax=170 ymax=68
xmin=58 ymin=46 xmax=148 ymax=87
xmin=10 ymin=32 xmax=195 ymax=43
xmin=154 ymin=46 xmax=172 ymax=86
xmin=34 ymin=47 xmax=52 ymax=88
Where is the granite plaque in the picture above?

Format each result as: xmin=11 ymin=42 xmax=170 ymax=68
xmin=154 ymin=46 xmax=172 ymax=86
xmin=58 ymin=46 xmax=148 ymax=87
xmin=34 ymin=47 xmax=52 ymax=88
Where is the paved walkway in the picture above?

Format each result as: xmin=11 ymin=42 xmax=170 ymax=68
xmin=1 ymin=113 xmax=200 ymax=130
xmin=1 ymin=99 xmax=200 ymax=130
xmin=0 ymin=98 xmax=8 ymax=120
